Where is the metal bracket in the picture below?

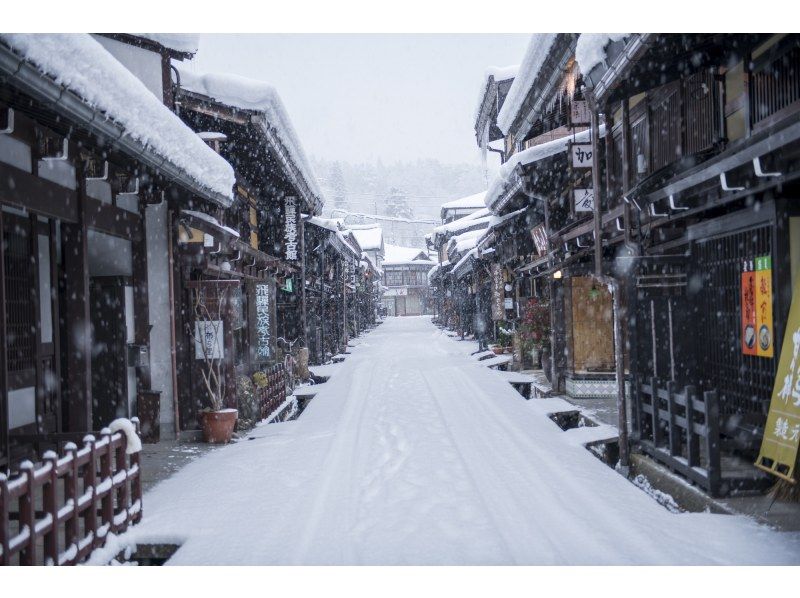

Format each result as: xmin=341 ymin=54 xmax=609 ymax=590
xmin=85 ymin=160 xmax=109 ymax=181
xmin=0 ymin=107 xmax=14 ymax=134
xmin=753 ymin=156 xmax=781 ymax=178
xmin=720 ymin=172 xmax=745 ymax=192
xmin=576 ymin=236 xmax=589 ymax=248
xmin=668 ymin=194 xmax=689 ymax=211
xmin=616 ymin=217 xmax=625 ymax=231
xmin=649 ymin=202 xmax=668 ymax=217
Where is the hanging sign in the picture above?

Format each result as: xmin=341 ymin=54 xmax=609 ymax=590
xmin=570 ymin=143 xmax=593 ymax=169
xmin=284 ymin=195 xmax=298 ymax=261
xmin=531 ymin=224 xmax=548 ymax=257
xmin=254 ymin=282 xmax=271 ymax=360
xmin=755 ymin=255 xmax=774 ymax=358
xmin=755 ymin=269 xmax=800 ymax=482
xmin=491 ymin=263 xmax=505 ymax=321
xmin=741 ymin=259 xmax=757 ymax=355
xmin=574 ymin=188 xmax=595 ymax=212
xmin=570 ymin=100 xmax=591 ymax=126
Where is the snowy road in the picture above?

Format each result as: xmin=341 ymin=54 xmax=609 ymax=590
xmin=99 ymin=317 xmax=800 ymax=565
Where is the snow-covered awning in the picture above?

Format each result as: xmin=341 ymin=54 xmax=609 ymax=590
xmin=176 ymin=67 xmax=323 ymax=214
xmin=575 ymin=33 xmax=629 ymax=75
xmin=0 ymin=34 xmax=236 ymax=207
xmin=133 ymin=33 xmax=199 ymax=57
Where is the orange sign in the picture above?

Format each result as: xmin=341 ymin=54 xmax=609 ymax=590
xmin=741 ymin=260 xmax=756 ymax=355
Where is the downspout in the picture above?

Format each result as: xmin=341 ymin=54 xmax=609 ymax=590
xmin=167 ymin=209 xmax=181 ymax=439
xmin=589 ymin=100 xmax=631 ymax=474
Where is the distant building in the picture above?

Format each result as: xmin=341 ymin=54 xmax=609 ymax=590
xmin=382 ymin=244 xmax=434 ymax=316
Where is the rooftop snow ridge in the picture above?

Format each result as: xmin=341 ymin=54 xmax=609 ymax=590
xmin=0 ymin=33 xmax=235 ymax=203
xmin=496 ymin=34 xmax=559 ymax=135
xmin=176 ymin=66 xmax=323 ymax=205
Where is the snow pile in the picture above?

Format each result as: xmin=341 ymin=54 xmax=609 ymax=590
xmin=108 ymin=418 xmax=142 ymax=455
xmin=349 ymin=226 xmax=384 ymax=252
xmin=134 ymin=34 xmax=199 ymax=55
xmin=575 ymin=33 xmax=629 ymax=74
xmin=0 ymin=34 xmax=235 ymax=202
xmin=484 ymin=126 xmax=603 ymax=209
xmin=496 ymin=34 xmax=559 ymax=135
xmin=176 ymin=67 xmax=322 ymax=202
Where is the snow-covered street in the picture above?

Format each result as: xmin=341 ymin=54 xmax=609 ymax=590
xmin=98 ymin=317 xmax=800 ymax=565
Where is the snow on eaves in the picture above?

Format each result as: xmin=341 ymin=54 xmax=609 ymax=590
xmin=496 ymin=34 xmax=558 ymax=135
xmin=432 ymin=208 xmax=492 ymax=237
xmin=176 ymin=67 xmax=323 ymax=207
xmin=440 ymin=190 xmax=488 ymax=211
xmin=0 ymin=34 xmax=235 ymax=203
xmin=484 ymin=127 xmax=603 ymax=210
xmin=575 ymin=34 xmax=629 ymax=75
xmin=134 ymin=34 xmax=199 ymax=55
xmin=485 ymin=64 xmax=519 ymax=82
xmin=383 ymin=243 xmax=431 ymax=266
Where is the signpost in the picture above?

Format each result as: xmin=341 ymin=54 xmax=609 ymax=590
xmin=284 ymin=195 xmax=298 ymax=262
xmin=756 ymin=268 xmax=800 ymax=482
xmin=254 ymin=282 xmax=271 ymax=361
xmin=570 ymin=143 xmax=593 ymax=169
xmin=531 ymin=224 xmax=548 ymax=257
xmin=574 ymin=188 xmax=595 ymax=212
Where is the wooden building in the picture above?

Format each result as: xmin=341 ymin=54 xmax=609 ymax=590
xmin=381 ymin=245 xmax=434 ymax=317
xmin=169 ymin=68 xmax=323 ymax=431
xmin=0 ymin=34 xmax=236 ymax=466
xmin=582 ymin=33 xmax=800 ymax=495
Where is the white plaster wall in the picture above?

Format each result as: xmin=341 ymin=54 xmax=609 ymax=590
xmin=146 ymin=201 xmax=175 ymax=437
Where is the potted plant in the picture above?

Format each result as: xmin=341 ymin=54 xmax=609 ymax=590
xmin=496 ymin=326 xmax=514 ymax=354
xmin=519 ymin=298 xmax=551 ymax=372
xmin=188 ymin=281 xmax=238 ymax=444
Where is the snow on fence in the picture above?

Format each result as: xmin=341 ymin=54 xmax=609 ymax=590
xmin=0 ymin=422 xmax=142 ymax=566
xmin=256 ymin=363 xmax=287 ymax=422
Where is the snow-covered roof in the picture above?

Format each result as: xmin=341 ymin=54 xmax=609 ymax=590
xmin=448 ymin=228 xmax=486 ymax=255
xmin=306 ymin=215 xmax=340 ymax=232
xmin=575 ymin=34 xmax=629 ymax=75
xmin=485 ymin=65 xmax=519 ymax=82
xmin=176 ymin=66 xmax=322 ymax=211
xmin=134 ymin=34 xmax=199 ymax=55
xmin=496 ymin=34 xmax=558 ymax=135
xmin=0 ymin=34 xmax=236 ymax=204
xmin=383 ymin=244 xmax=432 ymax=267
xmin=432 ymin=208 xmax=492 ymax=237
xmin=484 ymin=127 xmax=602 ymax=210
xmin=440 ymin=191 xmax=488 ymax=212
xmin=349 ymin=226 xmax=384 ymax=252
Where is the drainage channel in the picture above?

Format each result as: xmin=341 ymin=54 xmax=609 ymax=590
xmin=114 ymin=543 xmax=181 ymax=565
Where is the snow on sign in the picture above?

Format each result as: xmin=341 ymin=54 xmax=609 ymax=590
xmin=756 ymin=268 xmax=800 ymax=482
xmin=255 ymin=282 xmax=271 ymax=360
xmin=194 ymin=320 xmax=223 ymax=360
xmin=570 ymin=143 xmax=593 ymax=168
xmin=284 ymin=195 xmax=298 ymax=261
xmin=574 ymin=188 xmax=595 ymax=212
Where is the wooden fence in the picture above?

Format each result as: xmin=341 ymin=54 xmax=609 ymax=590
xmin=0 ymin=424 xmax=142 ymax=565
xmin=634 ymin=379 xmax=722 ymax=496
xmin=256 ymin=363 xmax=287 ymax=421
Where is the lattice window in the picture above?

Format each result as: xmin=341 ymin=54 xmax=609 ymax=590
xmin=4 ymin=218 xmax=35 ymax=372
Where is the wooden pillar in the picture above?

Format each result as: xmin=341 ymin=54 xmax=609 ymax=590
xmin=62 ymin=164 xmax=92 ymax=432
xmin=0 ymin=210 xmax=8 ymax=469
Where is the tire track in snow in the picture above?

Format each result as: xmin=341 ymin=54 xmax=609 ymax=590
xmin=419 ymin=370 xmax=518 ymax=564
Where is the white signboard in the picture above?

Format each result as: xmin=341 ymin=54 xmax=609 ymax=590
xmin=574 ymin=188 xmax=595 ymax=212
xmin=570 ymin=143 xmax=593 ymax=169
xmin=255 ymin=282 xmax=271 ymax=360
xmin=570 ymin=100 xmax=591 ymax=125
xmin=504 ymin=298 xmax=514 ymax=310
xmin=194 ymin=320 xmax=224 ymax=360
xmin=284 ymin=195 xmax=298 ymax=261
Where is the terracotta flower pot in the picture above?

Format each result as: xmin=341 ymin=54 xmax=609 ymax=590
xmin=200 ymin=409 xmax=239 ymax=444
xmin=491 ymin=346 xmax=505 ymax=355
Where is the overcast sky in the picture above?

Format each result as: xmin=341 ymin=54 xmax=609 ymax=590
xmin=191 ymin=34 xmax=530 ymax=167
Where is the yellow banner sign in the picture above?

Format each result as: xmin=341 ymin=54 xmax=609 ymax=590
xmin=755 ymin=262 xmax=800 ymax=482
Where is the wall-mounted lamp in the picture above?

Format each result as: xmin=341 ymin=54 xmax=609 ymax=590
xmin=553 ymin=270 xmax=563 ymax=280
